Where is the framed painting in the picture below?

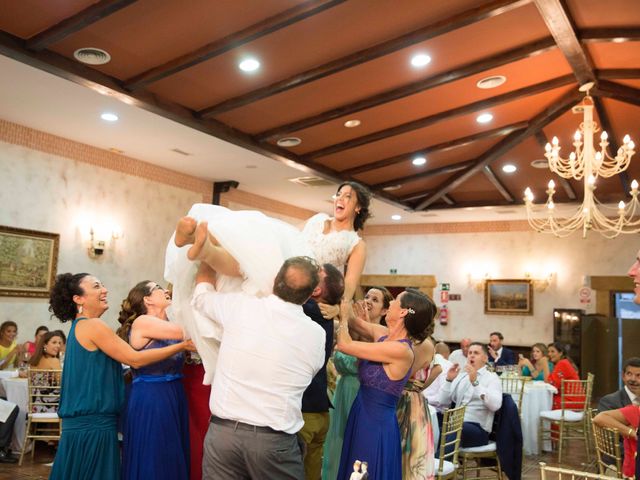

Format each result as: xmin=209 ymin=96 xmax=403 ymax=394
xmin=0 ymin=226 xmax=59 ymax=298
xmin=484 ymin=279 xmax=533 ymax=315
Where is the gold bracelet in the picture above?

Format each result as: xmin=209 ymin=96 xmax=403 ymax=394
xmin=628 ymin=427 xmax=634 ymax=437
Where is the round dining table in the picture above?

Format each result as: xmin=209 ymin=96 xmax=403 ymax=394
xmin=0 ymin=372 xmax=28 ymax=452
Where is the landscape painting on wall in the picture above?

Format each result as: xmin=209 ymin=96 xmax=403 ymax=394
xmin=484 ymin=279 xmax=533 ymax=315
xmin=0 ymin=226 xmax=59 ymax=298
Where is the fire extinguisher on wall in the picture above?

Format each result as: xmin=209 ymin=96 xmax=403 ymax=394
xmin=439 ymin=304 xmax=448 ymax=325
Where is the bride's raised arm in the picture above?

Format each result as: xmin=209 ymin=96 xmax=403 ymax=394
xmin=344 ymin=240 xmax=366 ymax=301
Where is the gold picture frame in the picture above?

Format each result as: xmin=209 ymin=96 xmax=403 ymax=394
xmin=484 ymin=279 xmax=533 ymax=315
xmin=0 ymin=226 xmax=60 ymax=298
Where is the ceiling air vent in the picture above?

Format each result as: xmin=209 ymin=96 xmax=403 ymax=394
xmin=477 ymin=75 xmax=506 ymax=89
xmin=420 ymin=213 xmax=438 ymax=218
xmin=171 ymin=148 xmax=193 ymax=156
xmin=496 ymin=209 xmax=518 ymax=214
xmin=73 ymin=48 xmax=111 ymax=65
xmin=277 ymin=137 xmax=302 ymax=147
xmin=288 ymin=176 xmax=334 ymax=187
xmin=530 ymin=159 xmax=549 ymax=169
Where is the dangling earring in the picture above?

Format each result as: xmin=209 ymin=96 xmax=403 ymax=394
xmin=78 ymin=305 xmax=83 ymax=315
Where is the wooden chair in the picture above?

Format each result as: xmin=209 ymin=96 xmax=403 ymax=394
xmin=19 ymin=368 xmax=62 ymax=466
xmin=500 ymin=375 xmax=530 ymax=413
xmin=591 ymin=420 xmax=623 ymax=478
xmin=434 ymin=405 xmax=466 ymax=480
xmin=539 ymin=462 xmax=620 ymax=480
xmin=538 ymin=372 xmax=594 ymax=463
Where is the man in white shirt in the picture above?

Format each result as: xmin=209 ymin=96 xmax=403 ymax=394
xmin=448 ymin=338 xmax=471 ymax=368
xmin=192 ymin=256 xmax=326 ymax=479
xmin=439 ymin=342 xmax=503 ymax=448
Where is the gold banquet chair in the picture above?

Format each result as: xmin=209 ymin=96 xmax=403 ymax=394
xmin=435 ymin=405 xmax=466 ymax=480
xmin=538 ymin=373 xmax=594 ymax=463
xmin=500 ymin=376 xmax=530 ymax=413
xmin=539 ymin=462 xmax=619 ymax=480
xmin=591 ymin=421 xmax=623 ymax=478
xmin=19 ymin=368 xmax=62 ymax=466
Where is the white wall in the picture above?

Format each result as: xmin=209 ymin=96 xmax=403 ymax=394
xmin=364 ymin=230 xmax=638 ymax=346
xmin=0 ymin=141 xmax=202 ymax=343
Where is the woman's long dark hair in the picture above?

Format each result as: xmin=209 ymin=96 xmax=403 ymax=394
xmin=116 ymin=281 xmax=152 ymax=343
xmin=368 ymin=286 xmax=392 ymax=326
xmin=401 ymin=288 xmax=436 ymax=343
xmin=548 ymin=341 xmax=579 ymax=371
xmin=29 ymin=331 xmax=63 ymax=367
xmin=337 ymin=181 xmax=372 ymax=231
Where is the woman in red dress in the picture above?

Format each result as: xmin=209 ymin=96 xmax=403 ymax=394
xmin=546 ymin=342 xmax=581 ymax=410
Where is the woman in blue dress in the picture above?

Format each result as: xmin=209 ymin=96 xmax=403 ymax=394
xmin=48 ymin=273 xmax=194 ymax=480
xmin=117 ymin=280 xmax=190 ymax=480
xmin=335 ymin=289 xmax=437 ymax=480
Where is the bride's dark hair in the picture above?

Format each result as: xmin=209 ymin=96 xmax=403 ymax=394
xmin=337 ymin=181 xmax=372 ymax=231
xmin=116 ymin=281 xmax=152 ymax=342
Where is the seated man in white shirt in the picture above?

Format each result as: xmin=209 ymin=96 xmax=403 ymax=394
xmin=448 ymin=337 xmax=471 ymax=369
xmin=439 ymin=342 xmax=502 ymax=448
xmin=192 ymin=256 xmax=326 ymax=480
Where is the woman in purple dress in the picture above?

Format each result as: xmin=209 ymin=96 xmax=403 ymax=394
xmin=335 ymin=289 xmax=437 ymax=480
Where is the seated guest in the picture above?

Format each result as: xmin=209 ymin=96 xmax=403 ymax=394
xmin=423 ymin=351 xmax=453 ymax=414
xmin=299 ymin=264 xmax=344 ymax=480
xmin=0 ymin=401 xmax=18 ymax=463
xmin=435 ymin=341 xmax=450 ymax=360
xmin=23 ymin=326 xmax=49 ymax=358
xmin=439 ymin=342 xmax=503 ymax=448
xmin=449 ymin=338 xmax=471 ymax=368
xmin=28 ymin=331 xmax=64 ymax=369
xmin=593 ymin=405 xmax=639 ymax=478
xmin=0 ymin=321 xmax=22 ymax=369
xmin=546 ymin=342 xmax=581 ymax=410
xmin=518 ymin=343 xmax=553 ymax=381
xmin=599 ymin=357 xmax=640 ymax=411
xmin=488 ymin=331 xmax=516 ymax=367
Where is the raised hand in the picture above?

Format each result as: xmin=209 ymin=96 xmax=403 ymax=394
xmin=464 ymin=363 xmax=478 ymax=383
xmin=319 ymin=303 xmax=340 ymax=320
xmin=446 ymin=363 xmax=460 ymax=382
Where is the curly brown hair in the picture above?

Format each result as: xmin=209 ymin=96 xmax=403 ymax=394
xmin=116 ymin=281 xmax=152 ymax=343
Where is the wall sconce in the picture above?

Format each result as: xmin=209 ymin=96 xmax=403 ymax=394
xmin=467 ymin=272 xmax=492 ymax=292
xmin=88 ymin=225 xmax=123 ymax=258
xmin=524 ymin=271 xmax=555 ymax=291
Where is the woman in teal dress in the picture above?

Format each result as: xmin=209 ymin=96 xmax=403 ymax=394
xmin=48 ymin=273 xmax=194 ymax=480
xmin=322 ymin=287 xmax=392 ymax=480
xmin=518 ymin=342 xmax=553 ymax=381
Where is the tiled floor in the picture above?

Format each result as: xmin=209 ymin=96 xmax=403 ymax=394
xmin=0 ymin=440 xmax=595 ymax=480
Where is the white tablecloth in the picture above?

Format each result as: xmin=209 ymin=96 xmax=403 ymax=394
xmin=510 ymin=381 xmax=556 ymax=455
xmin=1 ymin=377 xmax=28 ymax=452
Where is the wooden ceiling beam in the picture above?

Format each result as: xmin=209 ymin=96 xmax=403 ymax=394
xmin=593 ymin=97 xmax=631 ymax=195
xmin=26 ymin=0 xmax=138 ymax=51
xmin=419 ymin=199 xmax=521 ymax=210
xmin=594 ymin=80 xmax=640 ymax=108
xmin=596 ymin=69 xmax=640 ymax=80
xmin=483 ymin=165 xmax=515 ymax=202
xmin=534 ymin=0 xmax=595 ymax=86
xmin=580 ymin=27 xmax=640 ymax=44
xmin=256 ymin=39 xmax=556 ymax=141
xmin=371 ymin=159 xmax=477 ymax=191
xmin=125 ymin=0 xmax=345 ymax=91
xmin=198 ymin=0 xmax=532 ymax=118
xmin=533 ymin=131 xmax=577 ymax=199
xmin=342 ymin=122 xmax=527 ymax=176
xmin=415 ymin=89 xmax=580 ymax=210
xmin=401 ymin=191 xmax=431 ymax=202
xmin=302 ymin=74 xmax=575 ymax=161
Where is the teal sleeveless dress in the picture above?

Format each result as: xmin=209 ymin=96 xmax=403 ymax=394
xmin=50 ymin=317 xmax=125 ymax=480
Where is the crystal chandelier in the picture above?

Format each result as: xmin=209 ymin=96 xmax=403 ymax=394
xmin=523 ymin=85 xmax=638 ymax=238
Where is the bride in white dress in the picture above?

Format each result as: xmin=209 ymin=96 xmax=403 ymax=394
xmin=164 ymin=181 xmax=371 ymax=384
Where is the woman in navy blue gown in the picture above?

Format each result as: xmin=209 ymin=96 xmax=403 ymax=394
xmin=335 ymin=289 xmax=437 ymax=480
xmin=117 ymin=281 xmax=190 ymax=480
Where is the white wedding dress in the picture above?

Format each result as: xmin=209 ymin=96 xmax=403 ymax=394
xmin=164 ymin=204 xmax=361 ymax=385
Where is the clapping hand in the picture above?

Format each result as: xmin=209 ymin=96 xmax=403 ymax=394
xmin=446 ymin=363 xmax=461 ymax=382
xmin=464 ymin=363 xmax=478 ymax=383
xmin=352 ymin=301 xmax=370 ymax=324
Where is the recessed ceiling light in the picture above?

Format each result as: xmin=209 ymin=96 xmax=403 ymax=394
xmin=391 ymin=214 xmax=402 ymax=221
xmin=74 ymin=47 xmax=111 ymax=65
xmin=477 ymin=75 xmax=507 ymax=89
xmin=476 ymin=113 xmax=493 ymax=124
xmin=344 ymin=119 xmax=361 ymax=128
xmin=531 ymin=159 xmax=549 ymax=169
xmin=277 ymin=137 xmax=302 ymax=147
xmin=410 ymin=53 xmax=431 ymax=68
xmin=502 ymin=164 xmax=517 ymax=173
xmin=239 ymin=57 xmax=260 ymax=72
xmin=100 ymin=112 xmax=118 ymax=122
xmin=412 ymin=156 xmax=427 ymax=166
xmin=382 ymin=184 xmax=402 ymax=191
